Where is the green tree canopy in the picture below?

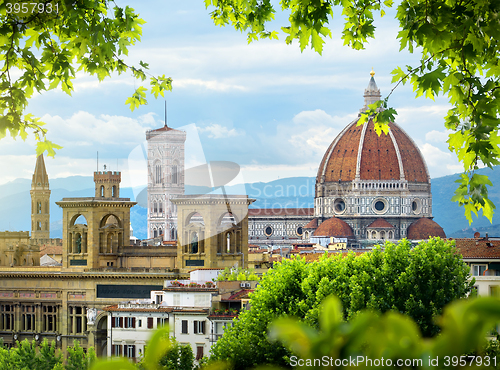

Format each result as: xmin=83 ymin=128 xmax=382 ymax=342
xmin=210 ymin=238 xmax=473 ymax=369
xmin=204 ymin=0 xmax=500 ymax=223
xmin=0 ymin=0 xmax=170 ymax=156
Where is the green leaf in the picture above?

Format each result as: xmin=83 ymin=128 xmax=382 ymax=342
xmin=143 ymin=325 xmax=171 ymax=370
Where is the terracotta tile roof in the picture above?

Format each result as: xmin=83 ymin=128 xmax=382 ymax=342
xmin=316 ymin=120 xmax=429 ymax=183
xmin=248 ymin=208 xmax=314 ymax=217
xmin=104 ymin=304 xmax=173 ymax=313
xmin=313 ymin=217 xmax=354 ymax=237
xmin=304 ymin=218 xmax=319 ymax=229
xmin=40 ymin=244 xmax=63 ymax=256
xmin=407 ymin=218 xmax=446 ymax=239
xmin=171 ymin=308 xmax=209 ymax=314
xmin=453 ymin=238 xmax=500 ymax=258
xmin=148 ymin=126 xmax=181 ymax=133
xmin=248 ymin=250 xmax=266 ymax=254
xmin=225 ymin=289 xmax=254 ymax=301
xmin=302 ymin=251 xmax=367 ymax=262
xmin=208 ymin=314 xmax=238 ymax=319
xmin=367 ymin=218 xmax=394 ymax=229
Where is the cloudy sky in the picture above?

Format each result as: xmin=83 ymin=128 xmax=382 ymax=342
xmin=1 ymin=1 xmax=462 ymax=188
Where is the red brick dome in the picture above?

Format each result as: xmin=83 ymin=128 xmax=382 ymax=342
xmin=316 ymin=119 xmax=429 ymax=184
xmin=407 ymin=218 xmax=446 ymax=240
xmin=313 ymin=217 xmax=354 ymax=237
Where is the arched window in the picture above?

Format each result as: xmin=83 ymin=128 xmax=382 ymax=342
xmin=159 ymin=228 xmax=163 ymax=236
xmin=155 ymin=164 xmax=162 ymax=184
xmin=100 ymin=185 xmax=105 ymax=197
xmin=37 ymin=221 xmax=42 ymax=231
xmin=380 ymin=231 xmax=385 ymax=239
xmin=171 ymin=228 xmax=176 ymax=240
xmin=112 ymin=186 xmax=117 ymax=197
xmin=154 ymin=230 xmax=158 ymax=238
xmin=153 ymin=202 xmax=157 ymax=213
xmin=371 ymin=230 xmax=376 ymax=239
xmin=37 ymin=202 xmax=42 ymax=214
xmin=159 ymin=202 xmax=163 ymax=213
xmin=172 ymin=165 xmax=178 ymax=184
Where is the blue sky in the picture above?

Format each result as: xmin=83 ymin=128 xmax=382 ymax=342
xmin=0 ymin=1 xmax=462 ymax=188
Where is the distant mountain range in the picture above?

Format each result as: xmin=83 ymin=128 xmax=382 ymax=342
xmin=1 ymin=168 xmax=499 ymax=239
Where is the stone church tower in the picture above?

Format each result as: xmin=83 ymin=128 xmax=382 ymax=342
xmin=146 ymin=121 xmax=186 ymax=241
xmin=56 ymin=169 xmax=136 ymax=270
xmin=30 ymin=154 xmax=50 ymax=244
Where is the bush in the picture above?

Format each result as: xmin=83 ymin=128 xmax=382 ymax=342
xmin=210 ymin=238 xmax=473 ymax=369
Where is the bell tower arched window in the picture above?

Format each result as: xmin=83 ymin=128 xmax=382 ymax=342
xmin=172 ymin=165 xmax=178 ymax=184
xmin=155 ymin=164 xmax=162 ymax=184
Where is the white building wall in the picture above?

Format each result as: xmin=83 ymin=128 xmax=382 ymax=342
xmin=107 ymin=311 xmax=169 ymax=359
xmin=172 ymin=312 xmax=210 ymax=359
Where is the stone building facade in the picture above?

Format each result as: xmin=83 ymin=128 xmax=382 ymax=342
xmin=0 ymin=159 xmax=187 ymax=353
xmin=172 ymin=195 xmax=254 ymax=272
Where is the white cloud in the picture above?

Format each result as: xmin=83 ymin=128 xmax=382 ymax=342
xmin=419 ymin=143 xmax=462 ymax=178
xmin=198 ymin=124 xmax=242 ymax=139
xmin=41 ymin=111 xmax=159 ymax=148
xmin=283 ymin=110 xmax=356 ymax=161
xmin=425 ymin=130 xmax=450 ymax=144
xmin=174 ymin=78 xmax=246 ymax=92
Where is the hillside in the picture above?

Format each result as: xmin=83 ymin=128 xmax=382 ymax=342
xmin=1 ymin=168 xmax=499 ymax=239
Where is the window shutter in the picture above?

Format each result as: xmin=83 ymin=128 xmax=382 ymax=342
xmin=196 ymin=346 xmax=204 ymax=360
xmin=182 ymin=320 xmax=188 ymax=334
xmin=194 ymin=321 xmax=198 ymax=334
xmin=132 ymin=317 xmax=136 ymax=328
xmin=119 ymin=317 xmax=123 ymax=328
xmin=201 ymin=320 xmax=206 ymax=334
xmin=148 ymin=317 xmax=153 ymax=329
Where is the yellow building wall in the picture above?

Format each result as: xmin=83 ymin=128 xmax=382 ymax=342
xmin=0 ymin=268 xmax=187 ymax=356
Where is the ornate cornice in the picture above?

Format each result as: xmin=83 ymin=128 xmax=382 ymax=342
xmin=0 ymin=271 xmax=184 ymax=279
xmin=56 ymin=198 xmax=136 ymax=208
